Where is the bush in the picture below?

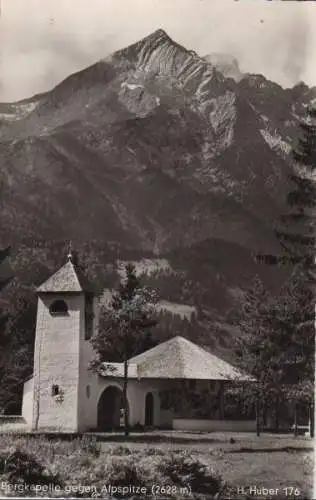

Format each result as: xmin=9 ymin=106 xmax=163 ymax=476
xmin=145 ymin=447 xmax=165 ymax=456
xmin=109 ymin=446 xmax=132 ymax=456
xmin=159 ymin=451 xmax=223 ymax=496
xmin=103 ymin=456 xmax=146 ymax=496
xmin=0 ymin=448 xmax=62 ymax=487
xmin=77 ymin=436 xmax=101 ymax=457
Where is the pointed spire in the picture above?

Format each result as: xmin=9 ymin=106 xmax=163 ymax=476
xmin=67 ymin=241 xmax=78 ymax=266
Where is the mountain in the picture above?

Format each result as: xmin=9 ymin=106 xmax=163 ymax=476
xmin=0 ymin=29 xmax=315 ymax=356
xmin=203 ymin=53 xmax=243 ymax=82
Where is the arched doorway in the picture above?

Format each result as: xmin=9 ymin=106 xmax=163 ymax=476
xmin=145 ymin=392 xmax=154 ymax=427
xmin=97 ymin=386 xmax=127 ymax=431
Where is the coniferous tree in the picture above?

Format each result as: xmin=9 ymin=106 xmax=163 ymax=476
xmin=257 ymin=106 xmax=316 ymax=269
xmin=0 ymin=283 xmax=36 ymax=413
xmin=256 ymin=106 xmax=316 ymax=436
xmin=90 ymin=263 xmax=159 ymax=436
xmin=232 ymin=276 xmax=285 ymax=434
xmin=0 ymin=247 xmax=12 ymax=383
xmin=277 ymin=106 xmax=316 ymax=270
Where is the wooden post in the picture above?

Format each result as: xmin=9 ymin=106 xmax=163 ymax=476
xmin=256 ymin=393 xmax=260 ymax=437
xmin=219 ymin=382 xmax=225 ymax=420
xmin=123 ymin=354 xmax=129 ymax=437
xmin=123 ymin=329 xmax=129 ymax=437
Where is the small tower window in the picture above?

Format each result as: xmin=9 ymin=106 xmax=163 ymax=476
xmin=49 ymin=300 xmax=69 ymax=316
xmin=52 ymin=384 xmax=60 ymax=396
xmin=86 ymin=385 xmax=90 ymax=398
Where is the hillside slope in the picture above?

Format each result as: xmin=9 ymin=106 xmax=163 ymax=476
xmin=0 ymin=29 xmax=314 ymax=356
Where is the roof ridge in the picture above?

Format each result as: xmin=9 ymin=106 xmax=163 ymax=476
xmin=176 ymin=336 xmax=187 ymax=378
xmin=37 ymin=259 xmax=95 ymax=293
xmin=127 ymin=334 xmax=253 ymax=381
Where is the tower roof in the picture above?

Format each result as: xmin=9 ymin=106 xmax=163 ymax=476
xmin=37 ymin=253 xmax=95 ymax=293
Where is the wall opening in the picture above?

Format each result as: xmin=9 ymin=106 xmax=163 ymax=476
xmin=145 ymin=392 xmax=154 ymax=427
xmin=49 ymin=300 xmax=68 ymax=316
xmin=97 ymin=386 xmax=128 ymax=431
xmin=51 ymin=385 xmax=60 ymax=396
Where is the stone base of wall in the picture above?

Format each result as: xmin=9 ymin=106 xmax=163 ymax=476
xmin=172 ymin=418 xmax=256 ymax=432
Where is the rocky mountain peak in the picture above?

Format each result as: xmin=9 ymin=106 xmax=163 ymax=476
xmin=1 ymin=30 xmax=313 ymax=355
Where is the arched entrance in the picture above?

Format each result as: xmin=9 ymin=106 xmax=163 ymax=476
xmin=145 ymin=392 xmax=154 ymax=427
xmin=97 ymin=386 xmax=127 ymax=431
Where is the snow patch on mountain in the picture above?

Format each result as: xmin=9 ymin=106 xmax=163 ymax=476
xmin=99 ymin=289 xmax=196 ymax=320
xmin=157 ymin=300 xmax=196 ymax=319
xmin=121 ymin=82 xmax=144 ymax=91
xmin=0 ymin=102 xmax=39 ymax=122
xmin=260 ymin=129 xmax=291 ymax=155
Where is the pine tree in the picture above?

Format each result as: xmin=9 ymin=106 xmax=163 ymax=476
xmin=232 ymin=277 xmax=280 ymax=434
xmin=272 ymin=270 xmax=315 ymax=435
xmin=0 ymin=247 xmax=12 ymax=381
xmin=276 ymin=106 xmax=316 ymax=269
xmin=257 ymin=106 xmax=316 ymax=269
xmin=90 ymin=263 xmax=159 ymax=436
xmin=231 ymin=276 xmax=309 ymax=433
xmin=256 ymin=105 xmax=316 ymax=436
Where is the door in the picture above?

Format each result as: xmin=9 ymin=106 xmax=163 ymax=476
xmin=145 ymin=392 xmax=154 ymax=427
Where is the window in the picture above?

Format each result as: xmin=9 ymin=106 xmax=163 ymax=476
xmin=86 ymin=385 xmax=90 ymax=398
xmin=49 ymin=300 xmax=68 ymax=316
xmin=52 ymin=385 xmax=60 ymax=396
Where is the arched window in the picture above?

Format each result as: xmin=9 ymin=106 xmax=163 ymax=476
xmin=49 ymin=299 xmax=68 ymax=316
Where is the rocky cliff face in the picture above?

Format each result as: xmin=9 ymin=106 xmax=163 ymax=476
xmin=0 ymin=29 xmax=314 ymax=349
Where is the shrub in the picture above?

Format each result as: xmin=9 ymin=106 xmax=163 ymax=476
xmin=0 ymin=448 xmax=62 ymax=487
xmin=77 ymin=436 xmax=101 ymax=457
xmin=103 ymin=456 xmax=146 ymax=496
xmin=145 ymin=447 xmax=165 ymax=456
xmin=109 ymin=446 xmax=132 ymax=456
xmin=159 ymin=451 xmax=223 ymax=496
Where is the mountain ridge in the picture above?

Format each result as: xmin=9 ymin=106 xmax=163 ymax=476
xmin=0 ymin=28 xmax=314 ymax=355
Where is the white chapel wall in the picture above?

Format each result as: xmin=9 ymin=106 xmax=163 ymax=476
xmin=22 ymin=377 xmax=34 ymax=426
xmin=32 ymin=294 xmax=83 ymax=431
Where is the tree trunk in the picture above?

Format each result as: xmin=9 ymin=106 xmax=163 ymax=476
xmin=309 ymin=403 xmax=314 ymax=438
xmin=263 ymin=401 xmax=267 ymax=428
xmin=274 ymin=393 xmax=280 ymax=433
xmin=123 ymin=353 xmax=129 ymax=437
xmin=294 ymin=402 xmax=298 ymax=437
xmin=256 ymin=395 xmax=261 ymax=437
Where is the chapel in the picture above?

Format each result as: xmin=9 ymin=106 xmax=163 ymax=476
xmin=22 ymin=252 xmax=254 ymax=432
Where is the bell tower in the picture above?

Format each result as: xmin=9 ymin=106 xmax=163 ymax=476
xmin=32 ymin=251 xmax=98 ymax=431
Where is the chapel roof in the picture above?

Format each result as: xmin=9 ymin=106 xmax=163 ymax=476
xmin=101 ymin=336 xmax=254 ymax=381
xmin=37 ymin=252 xmax=95 ymax=293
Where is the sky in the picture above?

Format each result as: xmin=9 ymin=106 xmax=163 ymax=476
xmin=0 ymin=0 xmax=315 ymax=102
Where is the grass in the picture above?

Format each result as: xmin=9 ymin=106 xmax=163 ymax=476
xmin=0 ymin=432 xmax=313 ymax=499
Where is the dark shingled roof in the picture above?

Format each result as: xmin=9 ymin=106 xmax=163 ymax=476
xmin=37 ymin=257 xmax=95 ymax=293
